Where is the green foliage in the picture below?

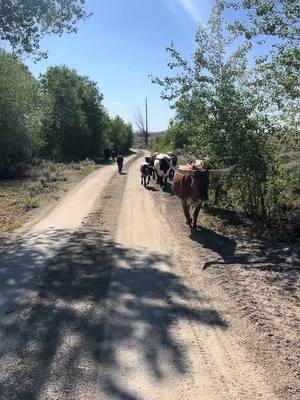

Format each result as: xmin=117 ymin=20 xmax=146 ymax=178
xmin=0 ymin=0 xmax=90 ymax=60
xmin=153 ymin=1 xmax=298 ymax=227
xmin=227 ymin=0 xmax=299 ymax=42
xmin=0 ymin=50 xmax=46 ymax=177
xmin=78 ymin=159 xmax=98 ymax=176
xmin=25 ymin=181 xmax=44 ymax=196
xmin=226 ymin=0 xmax=300 ymax=101
xmin=107 ymin=115 xmax=133 ymax=154
xmin=22 ymin=194 xmax=40 ymax=211
xmin=0 ymin=56 xmax=131 ymax=177
xmin=6 ymin=220 xmax=22 ymax=232
xmin=151 ymin=133 xmax=173 ymax=153
xmin=41 ymin=66 xmax=108 ymax=161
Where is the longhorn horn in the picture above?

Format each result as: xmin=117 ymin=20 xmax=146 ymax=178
xmin=209 ymin=165 xmax=235 ymax=178
xmin=171 ymin=165 xmax=195 ymax=175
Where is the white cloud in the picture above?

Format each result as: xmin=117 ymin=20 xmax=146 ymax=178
xmin=111 ymin=101 xmax=119 ymax=106
xmin=177 ymin=0 xmax=202 ymax=23
xmin=166 ymin=0 xmax=209 ymax=28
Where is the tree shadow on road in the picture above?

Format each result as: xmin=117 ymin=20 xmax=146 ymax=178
xmin=0 ymin=228 xmax=227 ymax=400
xmin=190 ymin=228 xmax=238 ymax=268
xmin=190 ymin=226 xmax=300 ymax=294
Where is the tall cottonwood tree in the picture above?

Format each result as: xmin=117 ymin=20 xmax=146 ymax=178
xmin=153 ymin=1 xmax=293 ymax=219
xmin=41 ymin=66 xmax=107 ymax=160
xmin=0 ymin=50 xmax=46 ymax=176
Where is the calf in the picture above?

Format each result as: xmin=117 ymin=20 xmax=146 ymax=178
xmin=140 ymin=162 xmax=151 ymax=187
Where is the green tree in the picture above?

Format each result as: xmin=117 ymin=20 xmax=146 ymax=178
xmin=0 ymin=50 xmax=46 ymax=177
xmin=41 ymin=66 xmax=107 ymax=161
xmin=0 ymin=0 xmax=90 ymax=59
xmin=107 ymin=116 xmax=133 ymax=154
xmin=80 ymin=79 xmax=110 ymax=158
xmin=153 ymin=2 xmax=294 ymax=221
xmin=154 ymin=2 xmax=258 ymax=163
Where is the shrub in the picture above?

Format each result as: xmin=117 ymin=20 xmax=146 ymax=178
xmin=25 ymin=181 xmax=44 ymax=195
xmin=23 ymin=195 xmax=40 ymax=211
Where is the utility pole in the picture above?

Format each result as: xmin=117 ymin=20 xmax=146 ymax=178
xmin=145 ymin=97 xmax=149 ymax=148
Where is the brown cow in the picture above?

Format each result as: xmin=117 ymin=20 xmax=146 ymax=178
xmin=172 ymin=163 xmax=235 ymax=231
xmin=173 ymin=165 xmax=209 ymax=230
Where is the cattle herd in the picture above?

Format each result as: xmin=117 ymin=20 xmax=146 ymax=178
xmin=140 ymin=152 xmax=177 ymax=190
xmin=140 ymin=153 xmax=234 ymax=231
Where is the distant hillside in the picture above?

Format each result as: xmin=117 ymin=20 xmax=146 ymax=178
xmin=133 ymin=131 xmax=167 ymax=146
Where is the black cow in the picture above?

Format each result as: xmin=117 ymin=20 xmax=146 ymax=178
xmin=116 ymin=155 xmax=124 ymax=173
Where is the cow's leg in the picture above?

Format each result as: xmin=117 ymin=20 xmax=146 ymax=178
xmin=147 ymin=175 xmax=150 ymax=186
xmin=192 ymin=201 xmax=203 ymax=230
xmin=182 ymin=200 xmax=192 ymax=227
xmin=163 ymin=176 xmax=168 ymax=190
xmin=156 ymin=172 xmax=160 ymax=184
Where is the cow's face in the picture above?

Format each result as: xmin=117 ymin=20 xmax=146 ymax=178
xmin=194 ymin=169 xmax=209 ymax=200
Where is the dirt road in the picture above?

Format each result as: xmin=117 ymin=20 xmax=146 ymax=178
xmin=0 ymin=152 xmax=296 ymax=399
xmin=0 ymin=154 xmax=135 ymax=317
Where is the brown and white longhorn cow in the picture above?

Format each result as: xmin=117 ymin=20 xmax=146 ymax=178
xmin=172 ymin=163 xmax=234 ymax=231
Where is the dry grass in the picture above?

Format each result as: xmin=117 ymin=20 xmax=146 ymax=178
xmin=0 ymin=160 xmax=100 ymax=234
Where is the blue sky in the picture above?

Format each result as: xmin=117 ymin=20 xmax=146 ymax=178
xmin=25 ymin=0 xmax=215 ymax=132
